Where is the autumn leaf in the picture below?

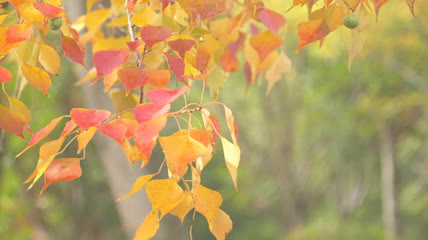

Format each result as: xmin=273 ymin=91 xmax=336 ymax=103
xmin=93 ymin=49 xmax=130 ymax=80
xmin=8 ymin=97 xmax=31 ymax=124
xmin=111 ymin=118 xmax=138 ymax=139
xmin=169 ymin=191 xmax=194 ymax=223
xmin=0 ymin=66 xmax=12 ymax=82
xmin=265 ymin=51 xmax=291 ymax=95
xmin=0 ymin=104 xmax=27 ymax=139
xmin=221 ymin=49 xmax=239 ymax=73
xmin=297 ymin=19 xmax=330 ymax=51
xmin=5 ymin=24 xmax=32 ymax=44
xmin=60 ymin=34 xmax=85 ymax=67
xmin=258 ymin=8 xmax=286 ymax=35
xmin=118 ymin=67 xmax=149 ymax=95
xmin=250 ymin=30 xmax=283 ymax=61
xmin=21 ymin=64 xmax=51 ymax=96
xmin=185 ymin=0 xmax=226 ymax=25
xmin=134 ymin=210 xmax=160 ymax=240
xmin=97 ymin=122 xmax=127 ymax=145
xmin=168 ymin=38 xmax=195 ymax=58
xmin=60 ymin=120 xmax=76 ymax=137
xmin=131 ymin=7 xmax=156 ymax=27
xmin=220 ymin=137 xmax=240 ymax=191
xmin=70 ymin=108 xmax=111 ymax=130
xmin=406 ymin=0 xmax=415 ymax=16
xmin=117 ymin=173 xmax=156 ymax=201
xmin=26 ymin=137 xmax=66 ymax=190
xmin=135 ymin=139 xmax=156 ymax=167
xmin=146 ymin=178 xmax=184 ymax=217
xmin=163 ymin=53 xmax=187 ymax=85
xmin=38 ymin=43 xmax=61 ymax=75
xmin=146 ymin=86 xmax=189 ymax=106
xmin=17 ymin=116 xmax=65 ymax=157
xmin=193 ymin=184 xmax=222 ymax=220
xmin=132 ymin=103 xmax=171 ymax=123
xmin=145 ymin=70 xmax=170 ymax=89
xmin=140 ymin=25 xmax=172 ymax=50
xmin=134 ymin=116 xmax=167 ymax=146
xmin=195 ymin=43 xmax=211 ymax=73
xmin=33 ymin=2 xmax=65 ymax=18
xmin=40 ymin=158 xmax=82 ymax=195
xmin=209 ymin=209 xmax=233 ymax=240
xmin=77 ymin=127 xmax=97 ymax=154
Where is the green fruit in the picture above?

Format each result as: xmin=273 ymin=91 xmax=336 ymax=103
xmin=343 ymin=14 xmax=359 ymax=29
xmin=49 ymin=17 xmax=63 ymax=31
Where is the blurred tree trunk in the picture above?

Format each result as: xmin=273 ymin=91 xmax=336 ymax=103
xmin=380 ymin=126 xmax=398 ymax=240
xmin=63 ymin=1 xmax=185 ymax=239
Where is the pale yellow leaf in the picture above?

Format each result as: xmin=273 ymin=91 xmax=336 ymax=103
xmin=39 ymin=43 xmax=61 ymax=75
xmin=220 ymin=137 xmax=240 ymax=191
xmin=77 ymin=127 xmax=97 ymax=154
xmin=209 ymin=209 xmax=233 ymax=240
xmin=133 ymin=210 xmax=160 ymax=240
xmin=117 ymin=174 xmax=156 ymax=201
xmin=348 ymin=30 xmax=364 ymax=71
xmin=207 ymin=67 xmax=228 ymax=101
xmin=265 ymin=51 xmax=291 ymax=95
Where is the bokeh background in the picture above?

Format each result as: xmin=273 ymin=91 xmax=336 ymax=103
xmin=1 ymin=0 xmax=428 ymax=239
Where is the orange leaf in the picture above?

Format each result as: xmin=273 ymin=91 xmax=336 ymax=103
xmin=140 ymin=25 xmax=171 ymax=50
xmin=136 ymin=139 xmax=156 ymax=168
xmin=60 ymin=34 xmax=85 ymax=67
xmin=97 ymin=122 xmax=127 ymax=145
xmin=77 ymin=127 xmax=97 ymax=154
xmin=5 ymin=24 xmax=32 ymax=44
xmin=249 ymin=30 xmax=283 ymax=61
xmin=33 ymin=2 xmax=65 ymax=18
xmin=193 ymin=184 xmax=222 ymax=220
xmin=221 ymin=49 xmax=239 ymax=72
xmin=195 ymin=43 xmax=211 ymax=73
xmin=40 ymin=158 xmax=82 ymax=195
xmin=159 ymin=132 xmax=210 ymax=178
xmin=146 ymin=86 xmax=189 ymax=106
xmin=27 ymin=137 xmax=66 ymax=189
xmin=0 ymin=66 xmax=12 ymax=82
xmin=70 ymin=108 xmax=111 ymax=130
xmin=111 ymin=118 xmax=138 ymax=139
xmin=60 ymin=120 xmax=76 ymax=137
xmin=17 ymin=116 xmax=65 ymax=157
xmin=117 ymin=173 xmax=156 ymax=201
xmin=186 ymin=0 xmax=226 ymax=24
xmin=258 ymin=8 xmax=286 ymax=35
xmin=0 ymin=104 xmax=27 ymax=139
xmin=118 ymin=67 xmax=148 ymax=95
xmin=8 ymin=96 xmax=31 ymax=124
xmin=163 ymin=53 xmax=187 ymax=85
xmin=146 ymin=178 xmax=184 ymax=217
xmin=297 ymin=19 xmax=330 ymax=51
xmin=93 ymin=49 xmax=130 ymax=80
xmin=168 ymin=39 xmax=195 ymax=57
xmin=406 ymin=0 xmax=415 ymax=16
xmin=132 ymin=103 xmax=171 ymax=123
xmin=146 ymin=69 xmax=170 ymax=89
xmin=170 ymin=191 xmax=194 ymax=223
xmin=135 ymin=116 xmax=167 ymax=146
xmin=134 ymin=210 xmax=160 ymax=240
xmin=21 ymin=64 xmax=51 ymax=96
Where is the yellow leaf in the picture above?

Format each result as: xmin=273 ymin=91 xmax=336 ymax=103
xmin=131 ymin=7 xmax=157 ymax=27
xmin=193 ymin=184 xmax=222 ymax=220
xmin=133 ymin=210 xmax=160 ymax=240
xmin=86 ymin=0 xmax=101 ymax=11
xmin=44 ymin=0 xmax=62 ymax=7
xmin=75 ymin=67 xmax=96 ymax=86
xmin=146 ymin=178 xmax=184 ymax=217
xmin=39 ymin=43 xmax=61 ymax=75
xmin=8 ymin=96 xmax=31 ymax=124
xmin=109 ymin=89 xmax=138 ymax=119
xmin=28 ymin=137 xmax=66 ymax=189
xmin=117 ymin=174 xmax=156 ymax=201
xmin=15 ymin=39 xmax=39 ymax=64
xmin=107 ymin=15 xmax=128 ymax=28
xmin=223 ymin=105 xmax=238 ymax=143
xmin=265 ymin=51 xmax=291 ymax=95
xmin=77 ymin=127 xmax=97 ymax=154
xmin=21 ymin=64 xmax=51 ymax=96
xmin=220 ymin=137 xmax=240 ymax=191
xmin=92 ymin=37 xmax=129 ymax=53
xmin=209 ymin=209 xmax=233 ymax=240
xmin=0 ymin=104 xmax=27 ymax=139
xmin=18 ymin=3 xmax=44 ymax=24
xmin=84 ymin=9 xmax=111 ymax=33
xmin=244 ymin=41 xmax=259 ymax=84
xmin=169 ymin=191 xmax=194 ymax=223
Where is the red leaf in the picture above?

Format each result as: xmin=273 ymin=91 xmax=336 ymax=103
xmin=60 ymin=120 xmax=76 ymax=137
xmin=229 ymin=32 xmax=246 ymax=55
xmin=97 ymin=122 xmax=127 ymax=144
xmin=60 ymin=34 xmax=85 ymax=67
xmin=5 ymin=24 xmax=32 ymax=44
xmin=0 ymin=66 xmax=12 ymax=82
xmin=93 ymin=49 xmax=130 ymax=80
xmin=70 ymin=108 xmax=111 ymax=130
xmin=136 ymin=139 xmax=156 ymax=168
xmin=146 ymin=70 xmax=170 ymax=89
xmin=132 ymin=103 xmax=171 ymax=123
xmin=146 ymin=86 xmax=189 ymax=106
xmin=34 ymin=2 xmax=65 ymax=18
xmin=111 ymin=119 xmax=138 ymax=139
xmin=126 ymin=40 xmax=144 ymax=52
xmin=40 ymin=158 xmax=82 ymax=195
xmin=208 ymin=114 xmax=220 ymax=145
xmin=258 ymin=8 xmax=286 ymax=35
xmin=297 ymin=19 xmax=330 ymax=51
xmin=168 ymin=39 xmax=195 ymax=57
xmin=135 ymin=116 xmax=167 ymax=146
xmin=163 ymin=53 xmax=187 ymax=85
xmin=140 ymin=25 xmax=172 ymax=50
xmin=250 ymin=30 xmax=283 ymax=61
xmin=118 ymin=67 xmax=149 ymax=95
